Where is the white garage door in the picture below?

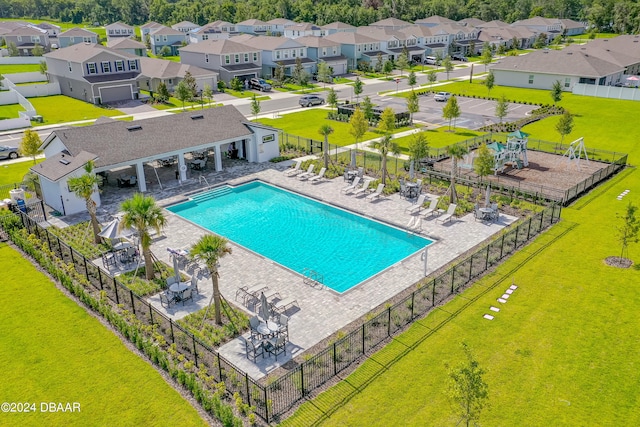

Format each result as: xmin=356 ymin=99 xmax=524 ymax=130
xmin=329 ymin=63 xmax=346 ymax=76
xmin=99 ymin=85 xmax=133 ymax=103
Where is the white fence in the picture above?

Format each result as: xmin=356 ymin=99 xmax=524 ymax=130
xmin=572 ymin=83 xmax=640 ymax=101
xmin=6 ymin=71 xmax=47 ymax=83
xmin=14 ymin=82 xmax=60 ymax=98
xmin=0 ymin=56 xmax=44 ymax=64
xmin=0 ymin=113 xmax=31 ymax=131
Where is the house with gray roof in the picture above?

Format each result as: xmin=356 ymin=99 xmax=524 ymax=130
xmin=284 ymin=23 xmax=322 ymax=39
xmin=179 ymin=39 xmax=262 ymax=84
xmin=296 ymin=36 xmax=348 ymax=75
xmin=369 ymin=18 xmax=412 ymax=30
xmin=511 ymin=16 xmax=563 ymax=37
xmin=105 ymin=22 xmax=134 ymax=41
xmin=172 ymin=21 xmax=200 ymax=34
xmin=149 ymin=25 xmax=187 ymax=56
xmin=490 ymin=49 xmax=625 ymax=91
xmin=233 ymin=34 xmax=316 ymax=79
xmin=267 ymin=18 xmax=296 ymax=35
xmin=107 ymin=37 xmax=147 ymax=56
xmin=188 ymin=21 xmax=233 ymax=43
xmin=325 ymin=31 xmax=380 ymax=71
xmin=559 ymin=19 xmax=586 ymax=36
xmin=58 ymin=27 xmax=99 ymax=48
xmin=321 ymin=21 xmax=357 ymax=35
xmin=140 ymin=21 xmax=163 ymax=38
xmin=33 ymin=106 xmax=280 ymax=214
xmin=2 ymin=25 xmax=51 ymax=55
xmin=415 ymin=15 xmax=456 ymax=27
xmin=44 ymin=43 xmax=141 ymax=104
xmin=138 ymin=57 xmax=217 ymax=94
xmin=236 ymin=19 xmax=271 ymax=35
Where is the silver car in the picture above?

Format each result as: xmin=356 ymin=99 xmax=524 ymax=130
xmin=434 ymin=92 xmax=451 ymax=102
xmin=299 ymin=95 xmax=325 ymax=107
xmin=0 ymin=145 xmax=19 ymax=160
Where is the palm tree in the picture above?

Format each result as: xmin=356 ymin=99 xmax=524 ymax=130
xmin=318 ymin=124 xmax=334 ymax=170
xmin=67 ymin=160 xmax=102 ymax=244
xmin=120 ymin=193 xmax=167 ymax=280
xmin=446 ymin=144 xmax=469 ymax=205
xmin=189 ymin=234 xmax=232 ymax=325
xmin=372 ymin=134 xmax=399 ymax=185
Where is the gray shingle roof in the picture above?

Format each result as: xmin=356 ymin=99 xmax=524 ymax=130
xmin=232 ymin=35 xmax=303 ymax=51
xmin=107 ymin=38 xmax=146 ymax=49
xmin=31 ymin=150 xmax=98 ymax=182
xmin=325 ymin=32 xmax=378 ymax=45
xmin=321 ymin=21 xmax=356 ymax=30
xmin=180 ymin=39 xmax=256 ymax=55
xmin=138 ymin=57 xmax=217 ymax=79
xmin=295 ymin=36 xmax=341 ymax=48
xmin=59 ymin=27 xmax=98 ymax=38
xmin=45 ymin=43 xmax=136 ymax=62
xmin=150 ymin=26 xmax=184 ymax=36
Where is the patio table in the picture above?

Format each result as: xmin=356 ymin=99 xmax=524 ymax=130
xmin=256 ymin=321 xmax=279 ymax=338
xmin=170 ymin=282 xmax=190 ymax=302
xmin=479 ymin=208 xmax=493 ymax=221
xmin=406 ymin=182 xmax=419 ymax=199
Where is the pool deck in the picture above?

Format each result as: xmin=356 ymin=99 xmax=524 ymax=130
xmin=141 ymin=166 xmax=517 ymax=380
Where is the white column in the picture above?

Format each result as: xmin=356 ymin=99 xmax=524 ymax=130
xmin=135 ymin=162 xmax=147 ymax=192
xmin=214 ymin=145 xmax=222 ymax=171
xmin=177 ymin=153 xmax=187 ymax=181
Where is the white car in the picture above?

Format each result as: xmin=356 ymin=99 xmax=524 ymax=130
xmin=434 ymin=92 xmax=451 ymax=102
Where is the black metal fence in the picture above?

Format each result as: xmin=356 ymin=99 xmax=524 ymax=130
xmin=3 ymin=200 xmax=561 ymax=423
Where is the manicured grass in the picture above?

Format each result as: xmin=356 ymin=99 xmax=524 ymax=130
xmin=0 ymin=64 xmax=41 ymax=74
xmin=332 ymin=77 xmax=353 ymax=84
xmin=28 ymin=96 xmax=122 ymax=125
xmin=0 ymin=159 xmax=42 ymax=186
xmin=147 ymin=52 xmax=181 ymax=62
xmin=222 ymin=89 xmax=270 ymax=100
xmin=0 ymin=243 xmax=207 ymax=427
xmin=393 ymin=127 xmax=483 ymax=152
xmin=0 ymin=103 xmax=25 ymax=119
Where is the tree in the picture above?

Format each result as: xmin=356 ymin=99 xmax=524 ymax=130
xmin=19 ymin=129 xmax=42 ymax=164
xmin=230 ymin=76 xmax=243 ymax=92
xmin=511 ymin=36 xmax=520 ymax=50
xmin=159 ymin=45 xmax=171 ymax=57
xmin=120 ymin=194 xmax=167 ymax=281
xmin=318 ymin=124 xmax=334 ymax=170
xmin=8 ymin=42 xmax=19 ymax=56
xmin=189 ymin=235 xmax=232 ymax=325
xmin=484 ymin=70 xmax=495 ymax=96
xmin=182 ymin=71 xmax=198 ymax=98
xmin=442 ymin=55 xmax=453 ymax=80
xmin=372 ymin=134 xmax=399 ymax=185
xmin=202 ymin=84 xmax=214 ymax=107
xmin=327 ymin=88 xmax=338 ymax=112
xmin=406 ymin=90 xmax=419 ymax=124
xmin=533 ymin=33 xmax=548 ymax=49
xmin=551 ymin=80 xmax=563 ymax=104
xmin=407 ymin=70 xmax=417 ymax=89
xmin=217 ymin=80 xmax=226 ymax=93
xmin=272 ymin=62 xmax=286 ymax=88
xmin=250 ymin=94 xmax=261 ymax=120
xmin=39 ymin=60 xmax=48 ymax=81
xmin=480 ymin=44 xmax=492 ymax=71
xmin=377 ymin=107 xmax=396 ymax=134
xmin=408 ymin=131 xmax=429 ymax=164
xmin=67 ymin=161 xmax=103 ymax=245
xmin=316 ymin=61 xmax=331 ymax=88
xmin=555 ymin=110 xmax=574 ymax=144
xmin=156 ymin=81 xmax=170 ymax=103
xmin=174 ymin=80 xmax=191 ymax=111
xmin=383 ymin=59 xmax=394 ymax=77
xmin=349 ymin=107 xmax=368 ymax=148
xmin=32 ymin=44 xmax=44 ymax=56
xmin=374 ymin=52 xmax=383 ymax=73
xmin=361 ymin=96 xmax=374 ymax=122
xmin=427 ymin=69 xmax=437 ymax=88
xmin=396 ymin=52 xmax=409 ymax=76
xmin=495 ymin=94 xmax=509 ymax=123
xmin=353 ymin=76 xmax=363 ymax=103
xmin=446 ymin=144 xmax=469 ymax=205
xmin=443 ymin=96 xmax=461 ymax=131
xmin=474 ymin=143 xmax=495 ymax=206
xmin=292 ymin=57 xmax=308 ymax=87
xmin=447 ymin=342 xmax=489 ymax=427
xmin=616 ymin=202 xmax=640 ymax=260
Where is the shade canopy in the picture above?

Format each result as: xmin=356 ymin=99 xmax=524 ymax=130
xmin=260 ymin=292 xmax=271 ymax=321
xmin=98 ymin=218 xmax=134 ymax=240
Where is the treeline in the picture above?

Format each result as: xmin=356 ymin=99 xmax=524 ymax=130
xmin=1 ymin=0 xmax=640 ymax=33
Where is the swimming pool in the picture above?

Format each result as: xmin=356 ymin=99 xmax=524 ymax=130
xmin=168 ymin=182 xmax=432 ymax=293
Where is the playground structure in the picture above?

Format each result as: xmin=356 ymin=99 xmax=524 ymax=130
xmin=487 ymin=130 xmax=530 ymax=175
xmin=562 ymin=137 xmax=589 ymax=169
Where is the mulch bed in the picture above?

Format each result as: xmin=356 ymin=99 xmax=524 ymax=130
xmin=604 ymin=256 xmax=633 ymax=268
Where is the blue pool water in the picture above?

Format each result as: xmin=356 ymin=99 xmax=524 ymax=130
xmin=168 ymin=182 xmax=432 ymax=293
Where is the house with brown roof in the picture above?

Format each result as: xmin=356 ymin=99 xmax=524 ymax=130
xmin=58 ymin=27 xmax=99 ymax=48
xmin=179 ymin=39 xmax=262 ymax=83
xmin=33 ymin=106 xmax=280 ymax=214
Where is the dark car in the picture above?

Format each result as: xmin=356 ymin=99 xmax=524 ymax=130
xmin=0 ymin=145 xmax=19 ymax=160
xmin=299 ymin=95 xmax=325 ymax=107
xmin=249 ymin=78 xmax=272 ymax=92
xmin=452 ymin=53 xmax=468 ymax=62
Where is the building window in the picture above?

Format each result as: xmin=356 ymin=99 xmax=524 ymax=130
xmin=17 ymin=36 xmax=22 ymax=42
xmin=528 ymin=74 xmax=534 ymax=84
xmin=322 ymin=48 xmax=327 ymax=56
xmin=83 ymin=36 xmax=92 ymax=43
xmin=68 ymin=61 xmax=72 ymax=72
xmin=115 ymin=60 xmax=124 ymax=71
xmin=128 ymin=60 xmax=138 ymax=70
xmin=564 ymin=77 xmax=570 ymax=88
xmin=87 ymin=62 xmax=97 ymax=74
xmin=244 ymin=53 xmax=249 ymax=62
xmin=234 ymin=54 xmax=239 ymax=63
xmin=292 ymin=49 xmax=296 ymax=58
xmin=101 ymin=61 xmax=111 ymax=73
xmin=163 ymin=35 xmax=167 ymax=42
xmin=225 ymin=55 xmax=230 ymax=64
xmin=202 ymin=34 xmax=208 ymax=41
xmin=253 ymin=52 xmax=258 ymax=62
xmin=299 ymin=48 xmax=304 ymax=57
xmin=168 ymin=79 xmax=173 ymax=84
xmin=275 ymin=51 xmax=280 ymax=60
xmin=205 ymin=54 xmax=209 ymax=63
xmin=68 ymin=81 xmax=73 ymax=92
xmin=115 ymin=29 xmax=120 ymax=35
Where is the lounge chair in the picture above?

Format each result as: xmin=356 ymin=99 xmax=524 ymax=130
xmin=308 ymin=167 xmax=326 ymax=183
xmin=436 ymin=203 xmax=457 ymax=223
xmin=341 ymin=176 xmax=361 ymax=194
xmin=422 ymin=198 xmax=440 ymax=217
xmin=353 ymin=178 xmax=373 ymax=196
xmin=283 ymin=160 xmax=302 ymax=176
xmin=366 ymin=183 xmax=385 ymax=201
xmin=297 ymin=164 xmax=315 ymax=180
xmin=272 ymin=297 xmax=298 ymax=314
xmin=405 ymin=194 xmax=427 ymax=214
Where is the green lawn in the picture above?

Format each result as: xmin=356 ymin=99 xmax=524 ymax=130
xmin=0 ymin=243 xmax=207 ymax=427
xmin=222 ymin=89 xmax=270 ymax=101
xmin=28 ymin=96 xmax=122 ymax=125
xmin=332 ymin=77 xmax=353 ymax=84
xmin=0 ymin=64 xmax=42 ymax=74
xmin=283 ymin=82 xmax=640 ymax=426
xmin=393 ymin=127 xmax=483 ymax=153
xmin=0 ymin=103 xmax=25 ymax=119
xmin=0 ymin=159 xmax=42 ymax=185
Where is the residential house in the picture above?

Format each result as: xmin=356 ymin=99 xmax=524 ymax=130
xmin=434 ymin=23 xmax=480 ymax=56
xmin=284 ymin=23 xmax=323 ymax=39
xmin=234 ymin=34 xmax=316 ymax=79
xmin=138 ymin=56 xmax=217 ymax=94
xmin=236 ymin=19 xmax=271 ymax=35
xmin=324 ymin=31 xmax=379 ymax=71
xmin=44 ymin=43 xmax=141 ymax=104
xmin=105 ymin=22 xmax=135 ymax=40
xmin=478 ymin=20 xmax=536 ymax=49
xmin=296 ymin=36 xmax=348 ymax=75
xmin=490 ymin=49 xmax=625 ymax=91
xmin=33 ymin=106 xmax=280 ymax=212
xmin=179 ymin=39 xmax=262 ymax=84
xmin=2 ymin=26 xmax=51 ymax=56
xmin=458 ymin=18 xmax=486 ymax=28
xmin=415 ymin=15 xmax=456 ymax=27
xmin=369 ymin=18 xmax=412 ymax=30
xmin=357 ymin=26 xmax=423 ymax=63
xmin=149 ymin=26 xmax=186 ymax=56
xmin=574 ymin=35 xmax=640 ymax=75
xmin=172 ymin=21 xmax=200 ymax=34
xmin=560 ymin=19 xmax=586 ymax=36
xmin=188 ymin=21 xmax=232 ymax=43
xmin=140 ymin=21 xmax=163 ymax=39
xmin=267 ymin=18 xmax=295 ymax=36
xmin=58 ymin=28 xmax=99 ymax=48
xmin=401 ymin=24 xmax=449 ymax=57
xmin=107 ymin=37 xmax=147 ymax=57
xmin=34 ymin=22 xmax=61 ymax=37
xmin=321 ymin=21 xmax=357 ymax=35
xmin=511 ymin=16 xmax=562 ymax=39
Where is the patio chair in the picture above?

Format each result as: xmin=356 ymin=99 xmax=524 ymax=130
xmin=308 ymin=167 xmax=326 ymax=183
xmin=341 ymin=176 xmax=361 ymax=194
xmin=422 ymin=198 xmax=440 ymax=218
xmin=160 ymin=290 xmax=173 ymax=308
xmin=276 ymin=314 xmax=289 ymax=341
xmin=264 ymin=336 xmax=287 ymax=360
xmin=415 ymin=179 xmax=423 ymax=191
xmin=167 ymin=276 xmax=178 ymax=287
xmin=473 ymin=203 xmax=482 ymax=221
xmin=436 ymin=203 xmax=457 ymax=224
xmin=249 ymin=316 xmax=263 ymax=340
xmin=181 ymin=287 xmax=193 ymax=305
xmin=357 ymin=166 xmax=364 ymax=178
xmin=283 ymin=160 xmax=302 ymax=176
xmin=353 ymin=178 xmax=373 ymax=196
xmin=491 ymin=203 xmax=499 ymax=221
xmin=405 ymin=194 xmax=427 ymax=214
xmin=366 ymin=183 xmax=385 ymax=202
xmin=297 ymin=164 xmax=315 ymax=180
xmin=399 ymin=182 xmax=408 ymax=199
xmin=190 ymin=275 xmax=199 ymax=294
xmin=242 ymin=336 xmax=264 ymax=362
xmin=102 ymin=251 xmax=116 ymax=268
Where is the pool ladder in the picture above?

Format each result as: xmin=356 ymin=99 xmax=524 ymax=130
xmin=303 ymin=268 xmax=324 ymax=288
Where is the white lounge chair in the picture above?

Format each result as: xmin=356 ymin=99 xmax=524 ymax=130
xmin=366 ymin=183 xmax=385 ymax=201
xmin=353 ymin=178 xmax=373 ymax=196
xmin=422 ymin=198 xmax=439 ymax=217
xmin=436 ymin=203 xmax=457 ymax=223
xmin=405 ymin=194 xmax=427 ymax=214
xmin=308 ymin=167 xmax=326 ymax=183
xmin=297 ymin=164 xmax=315 ymax=180
xmin=341 ymin=176 xmax=361 ymax=194
xmin=284 ymin=160 xmax=302 ymax=176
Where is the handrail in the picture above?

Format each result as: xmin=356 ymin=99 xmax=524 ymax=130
xmin=198 ymin=175 xmax=211 ymax=190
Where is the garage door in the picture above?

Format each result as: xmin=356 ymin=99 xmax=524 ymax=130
xmin=99 ymin=85 xmax=133 ymax=103
xmin=328 ymin=63 xmax=346 ymax=76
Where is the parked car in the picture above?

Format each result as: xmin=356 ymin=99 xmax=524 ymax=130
xmin=452 ymin=53 xmax=468 ymax=62
xmin=0 ymin=145 xmax=19 ymax=160
xmin=424 ymin=56 xmax=438 ymax=65
xmin=249 ymin=78 xmax=272 ymax=92
xmin=434 ymin=92 xmax=451 ymax=102
xmin=299 ymin=95 xmax=325 ymax=107
xmin=312 ymin=73 xmax=334 ymax=83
